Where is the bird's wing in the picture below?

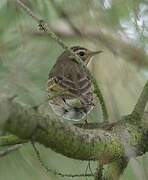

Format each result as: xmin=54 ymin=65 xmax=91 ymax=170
xmin=48 ymin=75 xmax=93 ymax=107
xmin=48 ymin=56 xmax=93 ymax=103
xmin=47 ymin=77 xmax=76 ymax=100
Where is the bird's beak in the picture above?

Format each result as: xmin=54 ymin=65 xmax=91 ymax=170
xmin=89 ymin=50 xmax=103 ymax=57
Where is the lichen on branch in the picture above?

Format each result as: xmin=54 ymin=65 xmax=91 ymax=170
xmin=0 ymin=95 xmax=123 ymax=163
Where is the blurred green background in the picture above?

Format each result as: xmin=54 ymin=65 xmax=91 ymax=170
xmin=0 ymin=0 xmax=148 ymax=179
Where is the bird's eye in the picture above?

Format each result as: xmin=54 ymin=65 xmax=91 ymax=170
xmin=78 ymin=51 xmax=85 ymax=56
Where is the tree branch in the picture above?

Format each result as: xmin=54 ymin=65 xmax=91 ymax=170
xmin=0 ymin=135 xmax=26 ymax=146
xmin=22 ymin=22 xmax=148 ymax=69
xmin=0 ymin=93 xmax=148 ymax=164
xmin=0 ymin=77 xmax=148 ymax=180
xmin=0 ymin=95 xmax=123 ymax=163
xmin=0 ymin=144 xmax=22 ymax=157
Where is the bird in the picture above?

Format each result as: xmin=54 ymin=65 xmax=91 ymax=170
xmin=47 ymin=46 xmax=102 ymax=121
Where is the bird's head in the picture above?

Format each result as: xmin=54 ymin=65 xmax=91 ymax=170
xmin=71 ymin=46 xmax=102 ymax=65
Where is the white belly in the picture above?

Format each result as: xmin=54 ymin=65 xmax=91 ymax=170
xmin=49 ymin=97 xmax=94 ymax=121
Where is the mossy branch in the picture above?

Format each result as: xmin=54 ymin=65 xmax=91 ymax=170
xmin=0 ymin=144 xmax=22 ymax=157
xmin=0 ymin=93 xmax=148 ymax=160
xmin=0 ymin=95 xmax=123 ymax=162
xmin=0 ymin=135 xmax=26 ymax=146
xmin=0 ymin=90 xmax=148 ymax=179
xmin=1 ymin=81 xmax=148 ymax=180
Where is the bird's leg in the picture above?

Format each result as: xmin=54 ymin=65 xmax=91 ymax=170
xmin=80 ymin=106 xmax=89 ymax=128
xmin=80 ymin=99 xmax=95 ymax=128
xmin=84 ymin=116 xmax=88 ymax=125
xmin=80 ymin=117 xmax=88 ymax=128
xmin=62 ymin=98 xmax=71 ymax=107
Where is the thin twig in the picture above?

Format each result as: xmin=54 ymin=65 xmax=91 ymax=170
xmin=88 ymin=161 xmax=94 ymax=176
xmin=132 ymin=80 xmax=148 ymax=120
xmin=0 ymin=144 xmax=22 ymax=157
xmin=16 ymin=0 xmax=108 ymax=121
xmin=31 ymin=142 xmax=93 ymax=178
xmin=85 ymin=161 xmax=89 ymax=180
xmin=17 ymin=0 xmax=40 ymax=22
xmin=0 ymin=135 xmax=27 ymax=146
